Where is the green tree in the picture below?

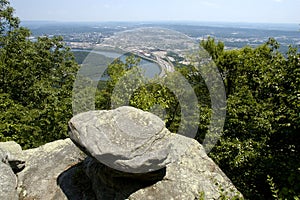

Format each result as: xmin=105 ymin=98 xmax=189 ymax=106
xmin=0 ymin=0 xmax=78 ymax=148
xmin=201 ymin=37 xmax=300 ymax=199
xmin=93 ymin=50 xmax=209 ymax=139
xmin=95 ymin=56 xmax=185 ymax=133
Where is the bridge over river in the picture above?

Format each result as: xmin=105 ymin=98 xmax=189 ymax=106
xmin=134 ymin=53 xmax=175 ymax=77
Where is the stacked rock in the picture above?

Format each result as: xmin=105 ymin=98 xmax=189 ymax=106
xmin=68 ymin=106 xmax=243 ymax=200
xmin=68 ymin=106 xmax=174 ymax=174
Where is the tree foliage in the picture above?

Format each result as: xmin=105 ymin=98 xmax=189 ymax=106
xmin=1 ymin=1 xmax=299 ymax=198
xmin=0 ymin=0 xmax=78 ymax=148
xmin=95 ymin=57 xmax=184 ymax=133
xmin=93 ymin=36 xmax=300 ymax=199
xmin=202 ymin=37 xmax=300 ymax=199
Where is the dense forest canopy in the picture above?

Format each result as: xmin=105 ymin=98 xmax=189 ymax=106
xmin=0 ymin=0 xmax=79 ymax=148
xmin=0 ymin=0 xmax=299 ymax=199
xmin=202 ymin=37 xmax=300 ymax=199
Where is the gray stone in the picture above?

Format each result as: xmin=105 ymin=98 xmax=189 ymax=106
xmin=13 ymin=134 xmax=242 ymax=200
xmin=128 ymin=134 xmax=243 ymax=200
xmin=17 ymin=138 xmax=86 ymax=200
xmin=81 ymin=156 xmax=166 ymax=199
xmin=74 ymin=134 xmax=242 ymax=200
xmin=57 ymin=161 xmax=96 ymax=200
xmin=0 ymin=162 xmax=18 ymax=200
xmin=0 ymin=141 xmax=23 ymax=200
xmin=0 ymin=141 xmax=23 ymax=157
xmin=69 ymin=106 xmax=174 ymax=173
xmin=0 ymin=141 xmax=25 ymax=173
xmin=0 ymin=106 xmax=243 ymax=200
xmin=67 ymin=106 xmax=243 ymax=199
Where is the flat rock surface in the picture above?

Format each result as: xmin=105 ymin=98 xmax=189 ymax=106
xmin=0 ymin=107 xmax=243 ymax=199
xmin=129 ymin=134 xmax=243 ymax=200
xmin=69 ymin=106 xmax=174 ymax=173
xmin=17 ymin=138 xmax=85 ymax=200
xmin=0 ymin=141 xmax=23 ymax=200
xmin=59 ymin=134 xmax=243 ymax=200
xmin=0 ymin=162 xmax=18 ymax=200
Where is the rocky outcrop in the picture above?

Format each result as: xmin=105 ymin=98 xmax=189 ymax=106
xmin=0 ymin=141 xmax=24 ymax=200
xmin=68 ymin=106 xmax=174 ymax=173
xmin=129 ymin=134 xmax=240 ymax=199
xmin=0 ymin=162 xmax=18 ymax=200
xmin=68 ymin=106 xmax=243 ymax=199
xmin=76 ymin=134 xmax=243 ymax=200
xmin=17 ymin=139 xmax=85 ymax=200
xmin=0 ymin=106 xmax=243 ymax=200
xmin=0 ymin=141 xmax=25 ymax=173
xmin=1 ymin=139 xmax=86 ymax=200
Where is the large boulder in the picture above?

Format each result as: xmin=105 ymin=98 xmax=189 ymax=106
xmin=17 ymin=138 xmax=86 ymax=200
xmin=77 ymin=134 xmax=243 ymax=199
xmin=129 ymin=134 xmax=242 ymax=199
xmin=0 ymin=106 xmax=243 ymax=199
xmin=68 ymin=106 xmax=173 ymax=173
xmin=68 ymin=106 xmax=243 ymax=199
xmin=0 ymin=141 xmax=24 ymax=200
xmin=0 ymin=141 xmax=25 ymax=173
xmin=0 ymin=162 xmax=18 ymax=200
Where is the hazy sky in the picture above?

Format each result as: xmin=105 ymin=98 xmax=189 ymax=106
xmin=10 ymin=0 xmax=300 ymax=23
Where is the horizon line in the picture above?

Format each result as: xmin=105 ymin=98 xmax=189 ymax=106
xmin=20 ymin=20 xmax=299 ymax=25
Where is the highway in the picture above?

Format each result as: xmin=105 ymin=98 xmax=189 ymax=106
xmin=134 ymin=53 xmax=175 ymax=77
